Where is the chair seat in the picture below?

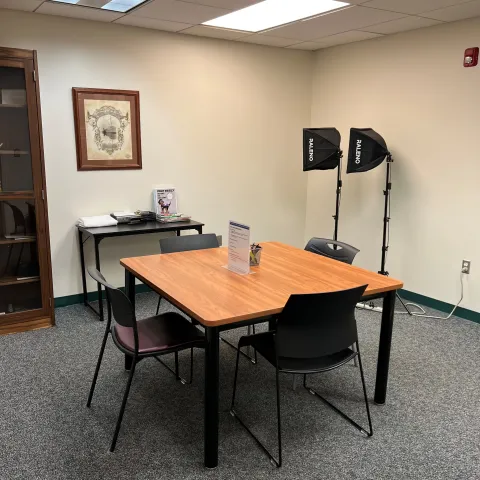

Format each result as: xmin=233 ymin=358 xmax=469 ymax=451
xmin=113 ymin=312 xmax=205 ymax=355
xmin=242 ymin=332 xmax=356 ymax=374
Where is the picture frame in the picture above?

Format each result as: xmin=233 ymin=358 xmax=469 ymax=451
xmin=72 ymin=88 xmax=142 ymax=171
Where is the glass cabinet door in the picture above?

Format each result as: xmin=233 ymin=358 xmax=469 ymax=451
xmin=0 ymin=62 xmax=42 ymax=315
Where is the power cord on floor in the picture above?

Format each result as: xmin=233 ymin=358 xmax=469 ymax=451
xmin=357 ymin=272 xmax=465 ymax=320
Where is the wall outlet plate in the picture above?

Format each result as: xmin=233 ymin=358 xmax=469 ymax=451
xmin=462 ymin=259 xmax=471 ymax=274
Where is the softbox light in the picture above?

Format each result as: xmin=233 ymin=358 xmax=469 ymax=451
xmin=347 ymin=128 xmax=389 ymax=174
xmin=303 ymin=128 xmax=341 ymax=171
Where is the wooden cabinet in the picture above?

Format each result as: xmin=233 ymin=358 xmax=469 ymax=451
xmin=0 ymin=47 xmax=54 ymax=334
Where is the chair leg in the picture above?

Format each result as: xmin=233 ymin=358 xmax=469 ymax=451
xmin=221 ymin=324 xmax=257 ymax=364
xmin=110 ymin=357 xmax=137 ymax=452
xmin=155 ymin=296 xmax=162 ymax=315
xmin=356 ymin=344 xmax=373 ymax=436
xmin=154 ymin=350 xmax=192 ymax=385
xmin=303 ymin=349 xmax=373 ymax=437
xmin=87 ymin=304 xmax=112 ymax=407
xmin=351 ymin=343 xmax=359 ymax=367
xmin=229 ymin=345 xmax=282 ymax=467
xmin=275 ymin=367 xmax=283 ymax=467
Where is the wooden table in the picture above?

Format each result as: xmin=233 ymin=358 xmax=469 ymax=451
xmin=120 ymin=241 xmax=403 ymax=468
xmin=78 ymin=220 xmax=204 ymax=320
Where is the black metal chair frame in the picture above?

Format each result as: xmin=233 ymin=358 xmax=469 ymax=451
xmin=230 ymin=288 xmax=373 ymax=468
xmin=86 ymin=268 xmax=204 ymax=452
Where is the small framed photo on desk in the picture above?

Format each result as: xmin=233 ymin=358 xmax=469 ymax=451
xmin=72 ymin=88 xmax=142 ymax=171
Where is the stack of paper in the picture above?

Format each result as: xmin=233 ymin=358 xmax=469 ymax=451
xmin=77 ymin=215 xmax=118 ymax=228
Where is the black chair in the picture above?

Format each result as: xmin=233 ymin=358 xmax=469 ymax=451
xmin=156 ymin=233 xmax=257 ymax=364
xmin=155 ymin=233 xmax=220 ymax=315
xmin=86 ymin=268 xmax=205 ymax=452
xmin=305 ymin=237 xmax=360 ymax=264
xmin=230 ymin=285 xmax=372 ymax=467
xmin=304 ymin=237 xmax=360 ymax=371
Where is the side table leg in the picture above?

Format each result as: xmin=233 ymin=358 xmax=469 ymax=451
xmin=124 ymin=269 xmax=136 ymax=371
xmin=94 ymin=237 xmax=104 ymax=321
xmin=78 ymin=230 xmax=88 ymax=306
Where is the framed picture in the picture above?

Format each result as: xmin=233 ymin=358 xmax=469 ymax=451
xmin=72 ymin=88 xmax=142 ymax=171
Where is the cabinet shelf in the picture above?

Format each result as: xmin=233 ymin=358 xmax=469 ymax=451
xmin=0 ymin=236 xmax=36 ymax=245
xmin=0 ymin=191 xmax=34 ymax=200
xmin=0 ymin=276 xmax=40 ymax=287
xmin=0 ymin=104 xmax=27 ymax=109
xmin=0 ymin=150 xmax=29 ymax=155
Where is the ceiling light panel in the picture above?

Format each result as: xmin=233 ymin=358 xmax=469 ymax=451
xmin=51 ymin=0 xmax=149 ymax=12
xmin=203 ymin=0 xmax=350 ymax=32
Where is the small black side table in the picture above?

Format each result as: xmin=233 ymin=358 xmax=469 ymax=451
xmin=77 ymin=220 xmax=204 ymax=321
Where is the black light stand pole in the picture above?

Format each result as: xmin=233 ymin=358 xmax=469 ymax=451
xmin=379 ymin=154 xmax=392 ymax=276
xmin=378 ymin=155 xmax=412 ymax=314
xmin=332 ymin=152 xmax=343 ymax=242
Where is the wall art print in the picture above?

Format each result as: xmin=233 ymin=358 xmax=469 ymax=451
xmin=72 ymin=88 xmax=142 ymax=170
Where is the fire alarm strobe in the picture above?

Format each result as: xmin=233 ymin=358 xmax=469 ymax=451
xmin=464 ymin=47 xmax=479 ymax=67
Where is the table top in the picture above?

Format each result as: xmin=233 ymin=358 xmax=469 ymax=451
xmin=78 ymin=220 xmax=204 ymax=237
xmin=121 ymin=241 xmax=403 ymax=327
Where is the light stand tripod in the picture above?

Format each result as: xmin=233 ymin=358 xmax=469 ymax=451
xmin=376 ymin=154 xmax=412 ymax=315
xmin=332 ymin=152 xmax=343 ymax=242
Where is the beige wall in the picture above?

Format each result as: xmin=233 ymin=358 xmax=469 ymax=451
xmin=307 ymin=17 xmax=480 ymax=311
xmin=0 ymin=10 xmax=312 ymax=297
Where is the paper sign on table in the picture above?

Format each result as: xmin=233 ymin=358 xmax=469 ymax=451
xmin=227 ymin=220 xmax=250 ymax=275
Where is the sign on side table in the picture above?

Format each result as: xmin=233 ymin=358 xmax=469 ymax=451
xmin=227 ymin=221 xmax=250 ymax=275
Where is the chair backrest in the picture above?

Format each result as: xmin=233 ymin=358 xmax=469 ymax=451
xmin=87 ymin=267 xmax=136 ymax=330
xmin=305 ymin=237 xmax=359 ymax=265
xmin=275 ymin=285 xmax=367 ymax=360
xmin=5 ymin=202 xmax=26 ymax=234
xmin=159 ymin=233 xmax=219 ymax=254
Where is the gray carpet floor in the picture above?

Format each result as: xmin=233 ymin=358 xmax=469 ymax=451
xmin=0 ymin=292 xmax=479 ymax=480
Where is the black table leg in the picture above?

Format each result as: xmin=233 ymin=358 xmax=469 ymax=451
xmin=94 ymin=237 xmax=104 ymax=321
xmin=196 ymin=226 xmax=203 ymax=234
xmin=78 ymin=230 xmax=88 ymax=306
xmin=374 ymin=290 xmax=396 ymax=404
xmin=204 ymin=326 xmax=219 ymax=468
xmin=268 ymin=317 xmax=276 ymax=331
xmin=124 ymin=269 xmax=136 ymax=371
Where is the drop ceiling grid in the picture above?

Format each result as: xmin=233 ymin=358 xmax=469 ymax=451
xmin=0 ymin=0 xmax=478 ymax=49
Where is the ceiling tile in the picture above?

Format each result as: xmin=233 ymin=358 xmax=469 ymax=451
xmin=114 ymin=15 xmax=192 ymax=31
xmin=362 ymin=0 xmax=472 ymax=15
xmin=314 ymin=29 xmax=383 ymax=46
xmin=362 ymin=15 xmax=443 ymax=34
xmin=181 ymin=25 xmax=248 ymax=39
xmin=419 ymin=0 xmax=480 ymax=21
xmin=36 ymin=2 xmax=124 ymax=21
xmin=238 ymin=34 xmax=300 ymax=47
xmin=262 ymin=6 xmax=406 ymax=41
xmin=131 ymin=0 xmax=230 ymax=24
xmin=181 ymin=0 xmax=261 ymax=9
xmin=287 ymin=41 xmax=325 ymax=50
xmin=0 ymin=0 xmax=42 ymax=11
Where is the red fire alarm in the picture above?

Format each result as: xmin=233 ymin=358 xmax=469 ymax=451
xmin=464 ymin=47 xmax=479 ymax=67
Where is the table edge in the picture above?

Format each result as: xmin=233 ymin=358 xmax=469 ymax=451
xmin=120 ymin=258 xmax=403 ymax=327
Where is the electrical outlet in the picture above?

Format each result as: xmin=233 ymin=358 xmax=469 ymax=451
xmin=462 ymin=260 xmax=471 ymax=274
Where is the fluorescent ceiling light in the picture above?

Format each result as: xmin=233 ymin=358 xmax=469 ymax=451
xmin=101 ymin=0 xmax=146 ymax=12
xmin=203 ymin=0 xmax=350 ymax=33
xmin=51 ymin=0 xmax=148 ymax=12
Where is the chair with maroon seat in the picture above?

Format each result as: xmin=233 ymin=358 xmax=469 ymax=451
xmin=86 ymin=267 xmax=205 ymax=452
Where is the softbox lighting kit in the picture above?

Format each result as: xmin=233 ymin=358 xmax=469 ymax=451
xmin=303 ymin=128 xmax=343 ymax=241
xmin=346 ymin=128 xmax=392 ymax=276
